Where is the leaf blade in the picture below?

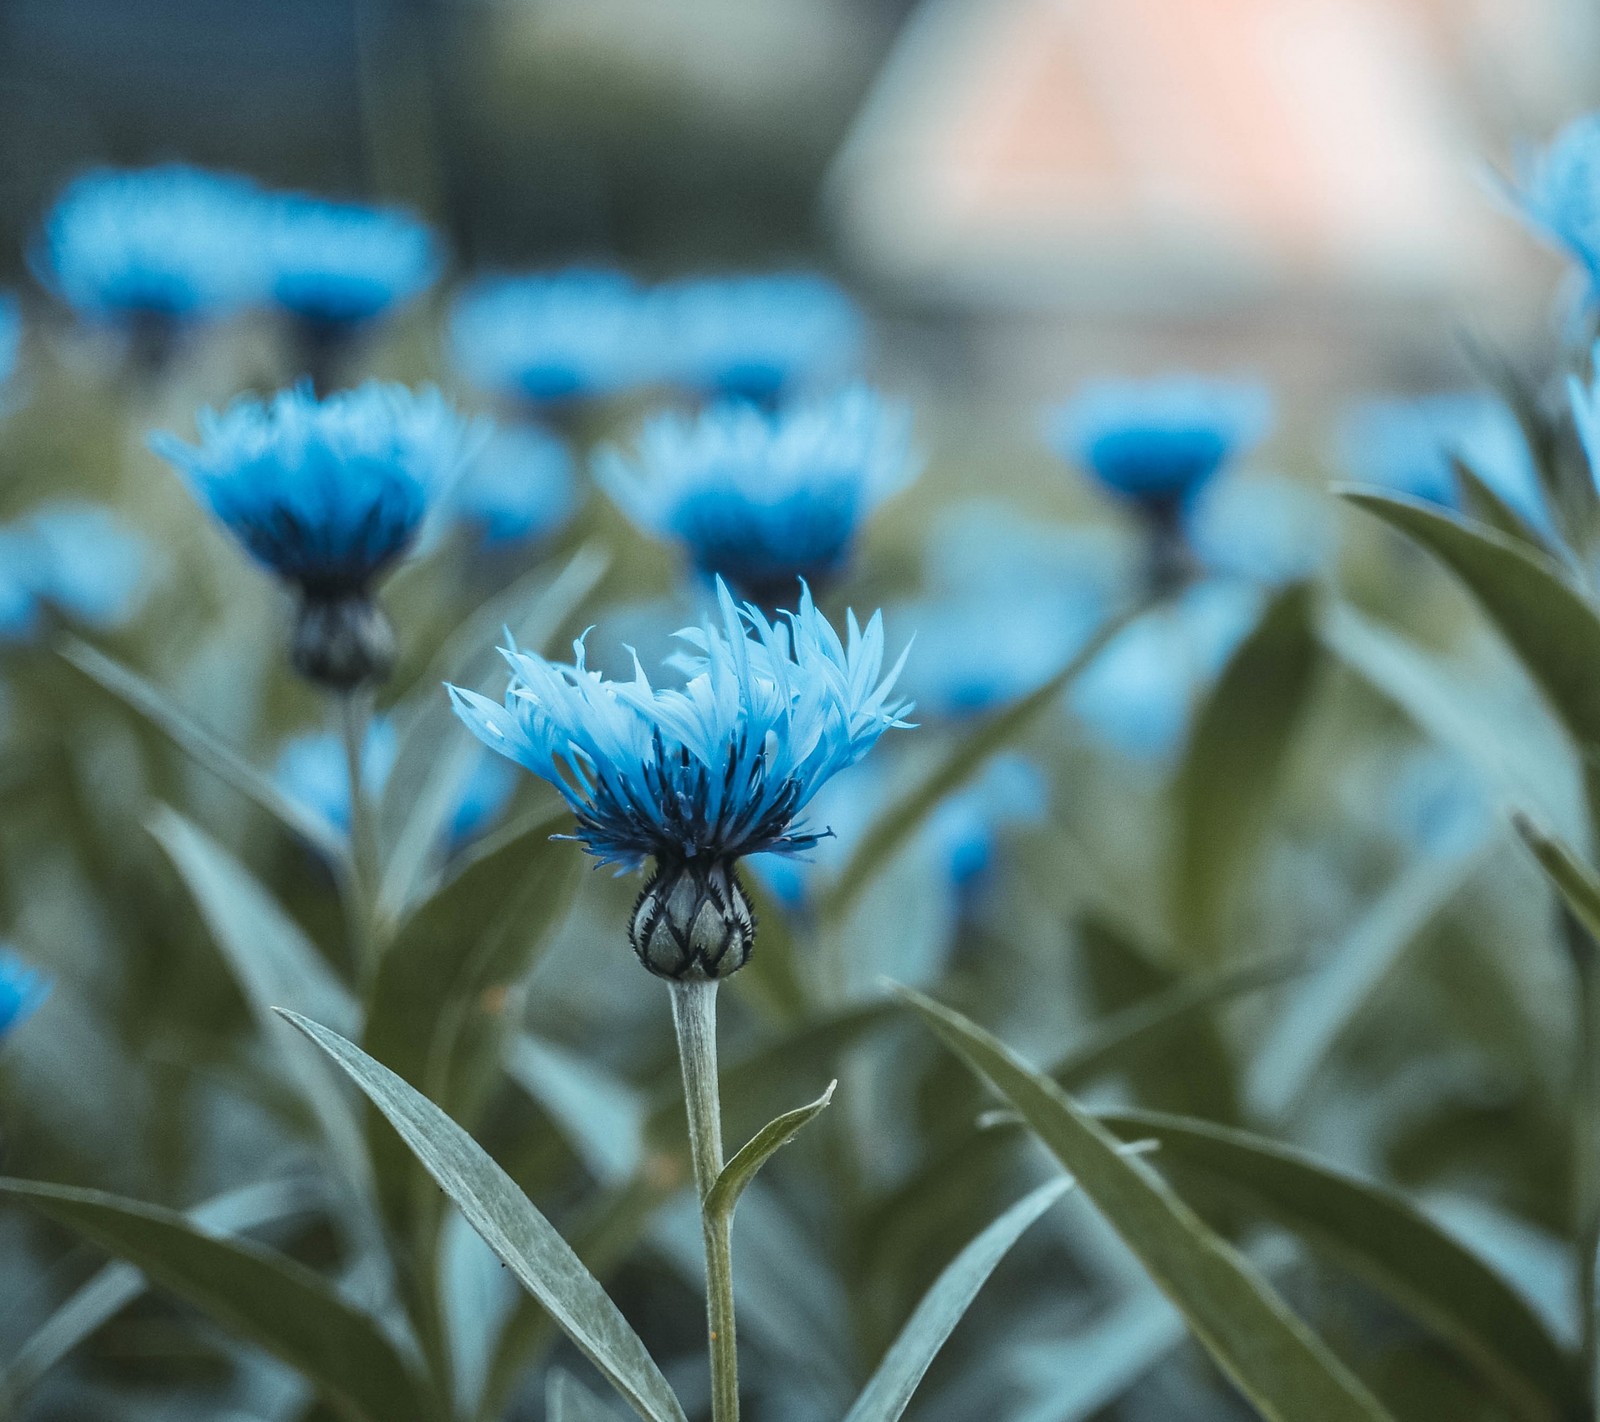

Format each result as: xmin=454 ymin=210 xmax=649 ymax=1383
xmin=705 ymin=1081 xmax=836 ymax=1220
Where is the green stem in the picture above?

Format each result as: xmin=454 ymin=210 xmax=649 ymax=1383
xmin=670 ymin=979 xmax=739 ymax=1422
xmin=1567 ymin=910 xmax=1600 ymax=1418
xmin=339 ymin=689 xmax=380 ymax=982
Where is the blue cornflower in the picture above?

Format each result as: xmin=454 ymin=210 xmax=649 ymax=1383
xmin=0 ymin=502 xmax=149 ymax=643
xmin=449 ymin=580 xmax=911 ymax=978
xmin=263 ymin=192 xmax=440 ymax=331
xmin=0 ymin=294 xmax=20 ymax=389
xmin=1508 ymin=113 xmax=1600 ymax=294
xmin=0 ymin=947 xmax=50 ymax=1040
xmin=599 ymin=387 xmax=915 ymax=606
xmin=34 ymin=164 xmax=267 ymax=325
xmin=152 ymin=381 xmax=481 ymax=688
xmin=452 ymin=423 xmax=578 ymax=551
xmin=653 ymin=273 xmax=864 ymax=404
xmin=1051 ymin=376 xmax=1271 ymax=509
xmin=275 ymin=718 xmax=514 ymax=852
xmin=449 ymin=269 xmax=654 ymax=408
xmin=1338 ymin=393 xmax=1552 ymax=537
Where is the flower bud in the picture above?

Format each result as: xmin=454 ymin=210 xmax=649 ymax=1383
xmin=291 ymin=592 xmax=396 ymax=691
xmin=630 ymin=857 xmax=755 ymax=980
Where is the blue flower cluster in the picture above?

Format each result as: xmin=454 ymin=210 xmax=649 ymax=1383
xmin=0 ymin=947 xmax=50 ymax=1041
xmin=1051 ymin=376 xmax=1271 ymax=509
xmin=36 ymin=164 xmax=438 ymax=337
xmin=0 ymin=502 xmax=149 ymax=642
xmin=600 ymin=387 xmax=913 ymax=603
xmin=1509 ymin=112 xmax=1600 ymax=295
xmin=152 ymin=381 xmax=478 ymax=595
xmin=449 ymin=580 xmax=911 ymax=870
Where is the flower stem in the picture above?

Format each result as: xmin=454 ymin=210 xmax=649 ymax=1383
xmin=670 ymin=979 xmax=739 ymax=1422
xmin=339 ymin=688 xmax=380 ymax=981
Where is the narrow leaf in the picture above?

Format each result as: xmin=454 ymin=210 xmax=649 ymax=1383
xmin=842 ymin=1179 xmax=1070 ymax=1422
xmin=548 ymin=1369 xmax=625 ymax=1421
xmin=1340 ymin=490 xmax=1600 ymax=749
xmin=1514 ymin=812 xmax=1600 ymax=944
xmin=1097 ymin=1109 xmax=1583 ymax=1422
xmin=278 ymin=1011 xmax=687 ymax=1422
xmin=0 ymin=1179 xmax=435 ymax=1422
xmin=821 ymin=607 xmax=1133 ymax=920
xmin=896 ymin=986 xmax=1398 ymax=1422
xmin=705 ymin=1081 xmax=836 ymax=1220
xmin=63 ymin=638 xmax=348 ymax=866
xmin=1173 ymin=582 xmax=1321 ymax=948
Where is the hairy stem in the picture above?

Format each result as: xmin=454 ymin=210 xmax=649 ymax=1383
xmin=670 ymin=979 xmax=739 ymax=1422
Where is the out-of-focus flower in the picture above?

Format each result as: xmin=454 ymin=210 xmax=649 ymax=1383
xmin=1566 ymin=355 xmax=1600 ymax=497
xmin=1070 ymin=579 xmax=1262 ymax=761
xmin=275 ymin=718 xmax=514 ymax=851
xmin=153 ymin=382 xmax=480 ymax=689
xmin=599 ymin=387 xmax=914 ymax=606
xmin=0 ymin=294 xmax=20 ymax=388
xmin=1050 ymin=376 xmax=1271 ymax=509
xmin=263 ymin=193 xmax=439 ymax=332
xmin=0 ymin=502 xmax=148 ymax=643
xmin=1338 ymin=393 xmax=1551 ymax=537
xmin=0 ymin=947 xmax=50 ymax=1040
xmin=449 ymin=269 xmax=654 ymax=408
xmin=34 ymin=165 xmax=267 ymax=325
xmin=653 ymin=273 xmax=864 ymax=404
xmin=1186 ymin=475 xmax=1334 ymax=585
xmin=449 ymin=581 xmax=911 ymax=978
xmin=451 ymin=423 xmax=577 ymax=551
xmin=1509 ymin=113 xmax=1600 ymax=293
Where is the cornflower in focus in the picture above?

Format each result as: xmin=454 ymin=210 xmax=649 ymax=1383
xmin=449 ymin=269 xmax=654 ymax=414
xmin=653 ymin=272 xmax=864 ymax=405
xmin=1051 ymin=376 xmax=1271 ymax=591
xmin=262 ymin=193 xmax=440 ymax=387
xmin=34 ymin=165 xmax=266 ymax=366
xmin=1509 ymin=112 xmax=1600 ymax=298
xmin=451 ymin=424 xmax=577 ymax=552
xmin=152 ymin=382 xmax=480 ymax=689
xmin=0 ymin=948 xmax=50 ymax=1041
xmin=600 ymin=386 xmax=915 ymax=609
xmin=0 ymin=502 xmax=149 ymax=643
xmin=449 ymin=581 xmax=911 ymax=979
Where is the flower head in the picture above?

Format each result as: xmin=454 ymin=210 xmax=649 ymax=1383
xmin=452 ymin=423 xmax=577 ymax=551
xmin=450 ymin=269 xmax=654 ymax=407
xmin=449 ymin=581 xmax=911 ymax=976
xmin=153 ymin=382 xmax=480 ymax=688
xmin=0 ymin=502 xmax=149 ymax=643
xmin=264 ymin=193 xmax=440 ymax=330
xmin=0 ymin=947 xmax=50 ymax=1040
xmin=653 ymin=272 xmax=864 ymax=403
xmin=34 ymin=164 xmax=267 ymax=323
xmin=1509 ymin=113 xmax=1600 ymax=292
xmin=1051 ymin=376 xmax=1271 ymax=508
xmin=600 ymin=387 xmax=915 ymax=605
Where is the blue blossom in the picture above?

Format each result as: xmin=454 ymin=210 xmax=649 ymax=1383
xmin=653 ymin=273 xmax=864 ymax=403
xmin=264 ymin=193 xmax=440 ymax=329
xmin=1566 ymin=357 xmax=1600 ymax=499
xmin=0 ymin=293 xmax=20 ymax=388
xmin=1051 ymin=376 xmax=1271 ymax=508
xmin=0 ymin=502 xmax=148 ymax=642
xmin=1071 ymin=579 xmax=1262 ymax=761
xmin=1509 ymin=113 xmax=1600 ymax=292
xmin=449 ymin=269 xmax=654 ymax=407
xmin=1186 ymin=475 xmax=1335 ymax=585
xmin=599 ymin=387 xmax=915 ymax=603
xmin=34 ymin=164 xmax=267 ymax=322
xmin=275 ymin=718 xmax=514 ymax=850
xmin=1338 ymin=393 xmax=1551 ymax=536
xmin=452 ymin=423 xmax=577 ymax=551
xmin=152 ymin=381 xmax=479 ymax=595
xmin=0 ymin=947 xmax=50 ymax=1040
xmin=448 ymin=579 xmax=911 ymax=871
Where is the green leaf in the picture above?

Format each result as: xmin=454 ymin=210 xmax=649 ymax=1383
xmin=1173 ymin=582 xmax=1321 ymax=948
xmin=705 ymin=1080 xmax=836 ymax=1220
xmin=0 ymin=1179 xmax=437 ymax=1422
xmin=278 ymin=1010 xmax=688 ymax=1422
xmin=1340 ymin=491 xmax=1600 ymax=750
xmin=63 ymin=637 xmax=348 ymax=867
xmin=1453 ymin=456 xmax=1542 ymax=550
xmin=1096 ymin=1109 xmax=1584 ymax=1422
xmin=842 ymin=1179 xmax=1069 ymax=1422
xmin=1512 ymin=812 xmax=1600 ymax=944
xmin=820 ymin=607 xmax=1133 ymax=921
xmin=895 ymin=985 xmax=1398 ymax=1422
xmin=2 ymin=1176 xmax=321 ymax=1402
xmin=148 ymin=807 xmax=369 ymax=1190
xmin=547 ymin=1369 xmax=625 ymax=1421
